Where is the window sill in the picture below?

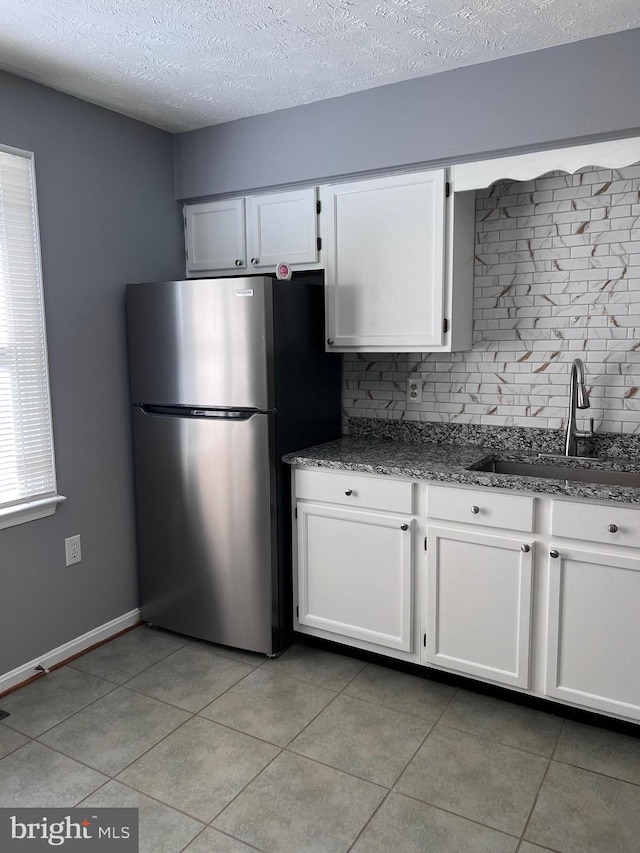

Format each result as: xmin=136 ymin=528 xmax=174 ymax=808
xmin=0 ymin=495 xmax=66 ymax=531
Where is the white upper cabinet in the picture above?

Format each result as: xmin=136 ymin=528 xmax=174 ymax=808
xmin=184 ymin=188 xmax=319 ymax=276
xmin=246 ymin=188 xmax=318 ymax=268
xmin=185 ymin=198 xmax=246 ymax=273
xmin=320 ymin=170 xmax=473 ymax=352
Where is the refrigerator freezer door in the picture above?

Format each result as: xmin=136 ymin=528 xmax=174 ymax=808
xmin=132 ymin=406 xmax=276 ymax=654
xmin=127 ymin=277 xmax=273 ymax=410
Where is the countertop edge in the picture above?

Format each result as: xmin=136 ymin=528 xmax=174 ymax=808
xmin=284 ymin=443 xmax=640 ymax=506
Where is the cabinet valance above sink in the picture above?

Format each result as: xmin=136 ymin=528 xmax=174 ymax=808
xmin=453 ymin=134 xmax=640 ymax=191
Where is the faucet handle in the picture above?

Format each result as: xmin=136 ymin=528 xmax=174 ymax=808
xmin=578 ymin=418 xmax=595 ymax=438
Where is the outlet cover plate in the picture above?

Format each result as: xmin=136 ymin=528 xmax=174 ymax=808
xmin=65 ymin=534 xmax=82 ymax=566
xmin=407 ymin=376 xmax=422 ymax=404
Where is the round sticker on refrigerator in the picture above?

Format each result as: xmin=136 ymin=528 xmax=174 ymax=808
xmin=276 ymin=262 xmax=293 ymax=280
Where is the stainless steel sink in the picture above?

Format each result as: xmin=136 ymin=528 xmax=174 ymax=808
xmin=475 ymin=460 xmax=640 ymax=488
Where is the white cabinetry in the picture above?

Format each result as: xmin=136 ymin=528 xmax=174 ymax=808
xmin=426 ymin=486 xmax=534 ymax=688
xmin=184 ymin=187 xmax=319 ymax=276
xmin=320 ymin=170 xmax=474 ymax=353
xmin=291 ymin=466 xmax=640 ymax=723
xmin=185 ymin=198 xmax=246 ymax=272
xmin=293 ymin=468 xmax=416 ymax=656
xmin=246 ymin=188 xmax=318 ymax=268
xmin=545 ymin=499 xmax=640 ymax=721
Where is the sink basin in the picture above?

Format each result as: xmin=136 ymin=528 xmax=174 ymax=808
xmin=475 ymin=460 xmax=640 ymax=488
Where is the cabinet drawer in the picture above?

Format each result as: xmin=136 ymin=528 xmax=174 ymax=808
xmin=428 ymin=485 xmax=535 ymax=533
xmin=295 ymin=468 xmax=414 ymax=514
xmin=551 ymin=500 xmax=640 ymax=548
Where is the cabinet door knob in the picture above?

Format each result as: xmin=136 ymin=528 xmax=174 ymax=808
xmin=401 ymin=524 xmax=409 ymax=531
xmin=235 ymin=259 xmax=243 ymax=266
xmin=251 ymin=257 xmax=259 ymax=265
xmin=607 ymin=523 xmax=618 ymax=533
xmin=550 ymin=549 xmax=559 ymax=559
xmin=327 ymin=338 xmax=334 ymax=346
xmin=521 ymin=544 xmax=530 ymax=553
xmin=470 ymin=505 xmax=480 ymax=514
xmin=344 ymin=489 xmax=353 ymax=496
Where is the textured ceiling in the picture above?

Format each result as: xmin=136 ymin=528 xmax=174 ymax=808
xmin=1 ymin=0 xmax=639 ymax=133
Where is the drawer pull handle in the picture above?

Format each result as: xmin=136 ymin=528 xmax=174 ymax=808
xmin=344 ymin=489 xmax=353 ymax=496
xmin=327 ymin=338 xmax=334 ymax=346
xmin=521 ymin=544 xmax=530 ymax=553
xmin=608 ymin=523 xmax=618 ymax=534
xmin=550 ymin=549 xmax=559 ymax=559
xmin=470 ymin=505 xmax=480 ymax=514
xmin=401 ymin=524 xmax=409 ymax=531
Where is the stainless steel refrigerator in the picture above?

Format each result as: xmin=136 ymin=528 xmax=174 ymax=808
xmin=126 ymin=275 xmax=341 ymax=655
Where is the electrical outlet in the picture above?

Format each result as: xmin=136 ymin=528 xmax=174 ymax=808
xmin=407 ymin=376 xmax=422 ymax=404
xmin=65 ymin=534 xmax=82 ymax=566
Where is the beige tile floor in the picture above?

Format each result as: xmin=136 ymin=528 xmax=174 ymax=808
xmin=1 ymin=625 xmax=640 ymax=852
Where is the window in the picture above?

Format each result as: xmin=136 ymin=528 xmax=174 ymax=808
xmin=0 ymin=143 xmax=64 ymax=529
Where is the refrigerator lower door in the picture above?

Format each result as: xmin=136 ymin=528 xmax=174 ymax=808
xmin=132 ymin=407 xmax=277 ymax=654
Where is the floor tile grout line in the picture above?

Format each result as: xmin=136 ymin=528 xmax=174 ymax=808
xmin=0 ymin=736 xmax=35 ymax=762
xmin=69 ymin=624 xmax=192 ymax=682
xmin=372 ymin=788 xmax=523 ymax=844
xmin=517 ymin=716 xmax=566 ymax=845
xmin=277 ymin=684 xmax=462 ymax=804
xmin=345 ymin=788 xmax=395 ymax=853
xmin=203 ymin=746 xmax=286 ymax=831
xmin=342 ymin=675 xmax=462 ymax=851
xmin=384 ymin=682 xmax=461 ymax=791
xmin=7 ymin=678 xmax=122 ymax=740
xmin=278 ymin=745 xmax=395 ymax=790
xmin=435 ymin=719 xmax=562 ymax=760
xmin=124 ymin=660 xmax=260 ymax=716
xmin=177 ymin=822 xmax=266 ymax=853
xmin=88 ymin=772 xmax=212 ymax=828
xmin=32 ymin=679 xmax=194 ymax=743
xmin=10 ymin=737 xmax=115 ymax=785
xmin=340 ymin=682 xmax=461 ymax=723
xmin=549 ymin=755 xmax=640 ymax=789
xmin=32 ymin=707 xmax=197 ymax=784
xmin=353 ymin=686 xmax=547 ymax=844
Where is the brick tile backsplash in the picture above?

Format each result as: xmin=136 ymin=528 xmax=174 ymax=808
xmin=342 ymin=166 xmax=640 ymax=434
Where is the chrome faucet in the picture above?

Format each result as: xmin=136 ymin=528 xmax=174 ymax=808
xmin=564 ymin=358 xmax=594 ymax=456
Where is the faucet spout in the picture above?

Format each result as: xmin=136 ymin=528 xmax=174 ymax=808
xmin=564 ymin=358 xmax=594 ymax=456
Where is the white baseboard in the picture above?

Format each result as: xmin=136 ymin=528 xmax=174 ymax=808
xmin=0 ymin=609 xmax=141 ymax=695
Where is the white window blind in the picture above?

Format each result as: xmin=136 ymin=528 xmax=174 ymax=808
xmin=0 ymin=145 xmax=59 ymax=518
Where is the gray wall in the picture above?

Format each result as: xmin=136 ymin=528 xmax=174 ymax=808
xmin=174 ymin=28 xmax=640 ymax=200
xmin=0 ymin=71 xmax=184 ymax=676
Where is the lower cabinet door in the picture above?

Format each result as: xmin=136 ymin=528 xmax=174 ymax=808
xmin=545 ymin=545 xmax=640 ymax=721
xmin=296 ymin=503 xmax=413 ymax=651
xmin=426 ymin=526 xmax=533 ymax=688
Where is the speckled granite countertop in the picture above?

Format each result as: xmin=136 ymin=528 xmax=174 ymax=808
xmin=283 ymin=437 xmax=640 ymax=506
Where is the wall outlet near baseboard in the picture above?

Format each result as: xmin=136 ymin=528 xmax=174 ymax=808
xmin=65 ymin=534 xmax=82 ymax=566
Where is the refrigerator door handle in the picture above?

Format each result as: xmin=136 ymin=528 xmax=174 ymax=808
xmin=191 ymin=409 xmax=251 ymax=419
xmin=138 ymin=404 xmax=266 ymax=421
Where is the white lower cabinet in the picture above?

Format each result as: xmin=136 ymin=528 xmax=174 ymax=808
xmin=292 ymin=468 xmax=640 ymax=723
xmin=296 ymin=502 xmax=413 ymax=652
xmin=545 ymin=544 xmax=640 ymax=719
xmin=425 ymin=525 xmax=533 ymax=688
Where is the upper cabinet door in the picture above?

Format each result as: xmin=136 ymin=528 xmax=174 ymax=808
xmin=246 ymin=188 xmax=318 ymax=268
xmin=185 ymin=199 xmax=246 ymax=273
xmin=321 ymin=170 xmax=446 ymax=351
